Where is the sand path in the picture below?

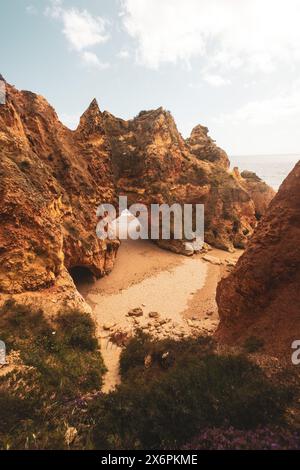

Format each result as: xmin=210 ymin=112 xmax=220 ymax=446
xmin=76 ymin=239 xmax=240 ymax=392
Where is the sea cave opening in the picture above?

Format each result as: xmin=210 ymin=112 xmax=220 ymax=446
xmin=69 ymin=266 xmax=95 ymax=297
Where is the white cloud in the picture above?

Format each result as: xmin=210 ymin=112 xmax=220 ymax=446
xmin=46 ymin=1 xmax=109 ymax=50
xmin=61 ymin=9 xmax=108 ymax=51
xmin=117 ymin=48 xmax=130 ymax=59
xmin=202 ymin=73 xmax=230 ymax=88
xmin=45 ymin=0 xmax=109 ymax=67
xmin=121 ymin=0 xmax=300 ymax=72
xmin=81 ymin=51 xmax=110 ymax=70
xmin=214 ymin=86 xmax=300 ymax=126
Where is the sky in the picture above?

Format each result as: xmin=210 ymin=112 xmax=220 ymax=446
xmin=1 ymin=0 xmax=300 ymax=156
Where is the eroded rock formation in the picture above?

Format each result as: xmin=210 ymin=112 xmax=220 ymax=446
xmin=216 ymin=161 xmax=300 ymax=358
xmin=233 ymin=168 xmax=275 ymax=219
xmin=103 ymin=108 xmax=266 ymax=253
xmin=0 ymin=78 xmax=274 ymax=300
xmin=0 ymin=80 xmax=119 ymax=295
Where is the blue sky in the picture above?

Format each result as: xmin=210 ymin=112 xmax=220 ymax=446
xmin=1 ymin=0 xmax=300 ymax=156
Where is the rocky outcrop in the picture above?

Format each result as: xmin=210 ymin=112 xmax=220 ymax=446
xmin=233 ymin=168 xmax=276 ymax=219
xmin=103 ymin=108 xmax=269 ymax=253
xmin=216 ymin=161 xmax=300 ymax=358
xmin=186 ymin=124 xmax=230 ymax=168
xmin=0 ymin=78 xmax=274 ymax=298
xmin=0 ymin=81 xmax=119 ymax=294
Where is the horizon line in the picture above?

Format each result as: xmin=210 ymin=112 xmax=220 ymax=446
xmin=230 ymin=153 xmax=300 ymax=158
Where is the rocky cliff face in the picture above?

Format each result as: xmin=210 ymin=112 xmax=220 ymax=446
xmin=103 ymin=108 xmax=269 ymax=253
xmin=216 ymin=161 xmax=300 ymax=358
xmin=186 ymin=124 xmax=230 ymax=168
xmin=234 ymin=168 xmax=276 ymax=219
xmin=0 ymin=80 xmax=119 ymax=295
xmin=0 ymin=78 xmax=274 ymax=300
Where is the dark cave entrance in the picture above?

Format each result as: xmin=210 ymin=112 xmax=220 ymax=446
xmin=69 ymin=266 xmax=95 ymax=297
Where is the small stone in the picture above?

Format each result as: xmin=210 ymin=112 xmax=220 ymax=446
xmin=225 ymin=259 xmax=236 ymax=267
xmin=201 ymin=242 xmax=213 ymax=253
xmin=184 ymin=242 xmax=194 ymax=256
xmin=148 ymin=311 xmax=159 ymax=319
xmin=128 ymin=307 xmax=143 ymax=317
xmin=202 ymin=255 xmax=222 ymax=265
xmin=103 ymin=322 xmax=116 ymax=331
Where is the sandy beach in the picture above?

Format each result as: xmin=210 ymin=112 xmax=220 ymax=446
xmin=76 ymin=239 xmax=241 ymax=392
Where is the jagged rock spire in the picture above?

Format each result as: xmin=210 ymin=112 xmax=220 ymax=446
xmin=77 ymin=98 xmax=104 ymax=134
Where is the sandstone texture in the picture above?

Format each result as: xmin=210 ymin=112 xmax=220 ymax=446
xmin=216 ymin=161 xmax=300 ymax=358
xmin=103 ymin=108 xmax=272 ymax=254
xmin=0 ymin=80 xmax=119 ymax=295
xmin=0 ymin=78 xmax=274 ymax=301
xmin=233 ymin=168 xmax=276 ymax=219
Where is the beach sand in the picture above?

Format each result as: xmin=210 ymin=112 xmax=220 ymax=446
xmin=76 ymin=239 xmax=241 ymax=392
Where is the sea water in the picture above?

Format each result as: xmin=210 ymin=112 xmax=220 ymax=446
xmin=230 ymin=154 xmax=300 ymax=190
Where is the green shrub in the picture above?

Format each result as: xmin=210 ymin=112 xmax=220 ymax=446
xmin=0 ymin=306 xmax=293 ymax=451
xmin=56 ymin=310 xmax=98 ymax=351
xmin=91 ymin=336 xmax=291 ymax=450
xmin=0 ymin=301 xmax=106 ymax=449
xmin=119 ymin=330 xmax=214 ymax=380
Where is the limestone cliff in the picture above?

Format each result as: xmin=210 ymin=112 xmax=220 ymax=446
xmin=233 ymin=168 xmax=276 ymax=219
xmin=186 ymin=124 xmax=230 ymax=168
xmin=0 ymin=78 xmax=274 ymax=300
xmin=103 ymin=108 xmax=267 ymax=253
xmin=0 ymin=81 xmax=119 ymax=295
xmin=216 ymin=161 xmax=300 ymax=358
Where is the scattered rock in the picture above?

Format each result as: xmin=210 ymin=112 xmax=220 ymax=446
xmin=103 ymin=322 xmax=116 ymax=331
xmin=202 ymin=255 xmax=222 ymax=265
xmin=225 ymin=258 xmax=236 ymax=267
xmin=110 ymin=330 xmax=131 ymax=347
xmin=128 ymin=307 xmax=143 ymax=317
xmin=201 ymin=242 xmax=213 ymax=253
xmin=184 ymin=242 xmax=195 ymax=256
xmin=148 ymin=311 xmax=160 ymax=319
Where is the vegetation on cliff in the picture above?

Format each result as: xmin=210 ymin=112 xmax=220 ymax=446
xmin=1 ymin=317 xmax=296 ymax=450
xmin=0 ymin=301 xmax=105 ymax=449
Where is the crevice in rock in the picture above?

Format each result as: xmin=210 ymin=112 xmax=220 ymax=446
xmin=69 ymin=266 xmax=95 ymax=292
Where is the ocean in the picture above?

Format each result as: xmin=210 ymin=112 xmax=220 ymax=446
xmin=229 ymin=154 xmax=300 ymax=191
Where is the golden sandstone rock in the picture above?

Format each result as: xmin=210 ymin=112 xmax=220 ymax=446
xmin=0 ymin=79 xmax=275 ymax=307
xmin=217 ymin=161 xmax=300 ymax=359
